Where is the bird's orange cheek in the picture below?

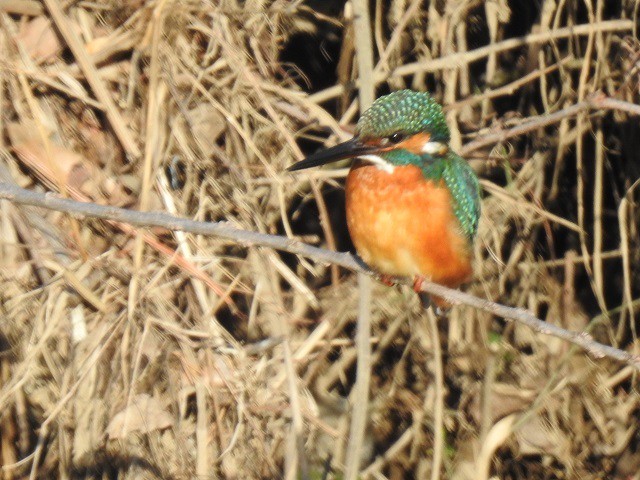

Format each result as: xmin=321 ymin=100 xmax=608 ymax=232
xmin=397 ymin=132 xmax=432 ymax=155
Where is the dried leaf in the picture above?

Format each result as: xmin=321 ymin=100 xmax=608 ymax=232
xmin=516 ymin=415 xmax=570 ymax=459
xmin=8 ymin=122 xmax=98 ymax=196
xmin=107 ymin=394 xmax=173 ymax=439
xmin=13 ymin=140 xmax=90 ymax=192
xmin=18 ymin=17 xmax=62 ymax=62
xmin=187 ymin=103 xmax=226 ymax=157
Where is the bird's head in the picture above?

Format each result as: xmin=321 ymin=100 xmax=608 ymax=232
xmin=289 ymin=90 xmax=450 ymax=173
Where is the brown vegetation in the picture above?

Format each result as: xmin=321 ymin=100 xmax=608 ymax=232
xmin=0 ymin=1 xmax=639 ymax=479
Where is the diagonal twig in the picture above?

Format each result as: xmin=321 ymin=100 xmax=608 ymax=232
xmin=0 ymin=181 xmax=639 ymax=370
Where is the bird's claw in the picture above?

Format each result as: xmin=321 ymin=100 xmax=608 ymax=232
xmin=379 ymin=274 xmax=396 ymax=287
xmin=412 ymin=275 xmax=425 ymax=293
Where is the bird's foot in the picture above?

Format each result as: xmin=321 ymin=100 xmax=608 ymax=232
xmin=414 ymin=276 xmax=430 ymax=309
xmin=412 ymin=275 xmax=425 ymax=293
xmin=379 ymin=274 xmax=396 ymax=287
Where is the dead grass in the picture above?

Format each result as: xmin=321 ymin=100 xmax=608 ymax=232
xmin=0 ymin=0 xmax=639 ymax=479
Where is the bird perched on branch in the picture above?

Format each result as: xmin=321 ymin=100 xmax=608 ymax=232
xmin=289 ymin=90 xmax=480 ymax=308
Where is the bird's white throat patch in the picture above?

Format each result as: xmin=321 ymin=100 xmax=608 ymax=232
xmin=358 ymin=154 xmax=395 ymax=174
xmin=421 ymin=141 xmax=448 ymax=156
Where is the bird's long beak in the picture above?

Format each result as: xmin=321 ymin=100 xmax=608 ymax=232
xmin=287 ymin=138 xmax=380 ymax=171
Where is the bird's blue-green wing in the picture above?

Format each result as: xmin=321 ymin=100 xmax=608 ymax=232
xmin=443 ymin=154 xmax=481 ymax=241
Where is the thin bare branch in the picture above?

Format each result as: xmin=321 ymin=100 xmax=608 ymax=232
xmin=1 ymin=181 xmax=638 ymax=370
xmin=461 ymin=91 xmax=640 ymax=155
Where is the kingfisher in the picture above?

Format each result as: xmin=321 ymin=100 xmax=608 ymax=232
xmin=289 ymin=90 xmax=481 ymax=308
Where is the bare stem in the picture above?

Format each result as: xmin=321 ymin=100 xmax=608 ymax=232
xmin=346 ymin=1 xmax=374 ymax=477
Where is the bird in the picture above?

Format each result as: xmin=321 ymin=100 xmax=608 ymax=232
xmin=288 ymin=90 xmax=481 ymax=308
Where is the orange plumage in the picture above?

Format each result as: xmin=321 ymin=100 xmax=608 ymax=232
xmin=345 ymin=162 xmax=473 ymax=305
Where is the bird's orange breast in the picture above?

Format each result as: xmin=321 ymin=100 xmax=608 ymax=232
xmin=345 ymin=163 xmax=473 ymax=288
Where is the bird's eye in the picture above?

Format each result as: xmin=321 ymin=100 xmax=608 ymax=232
xmin=388 ymin=132 xmax=404 ymax=144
